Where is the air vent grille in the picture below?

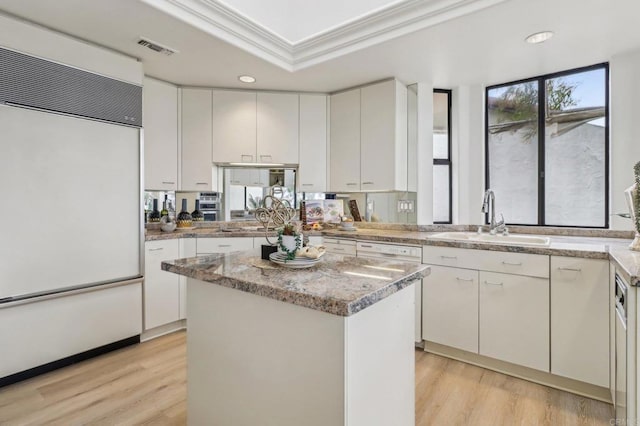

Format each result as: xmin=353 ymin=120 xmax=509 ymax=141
xmin=137 ymin=38 xmax=178 ymax=56
xmin=0 ymin=47 xmax=142 ymax=127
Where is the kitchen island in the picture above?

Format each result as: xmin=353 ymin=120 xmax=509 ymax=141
xmin=162 ymin=249 xmax=429 ymax=426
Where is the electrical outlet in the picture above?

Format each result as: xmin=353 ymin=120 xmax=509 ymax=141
xmin=397 ymin=200 xmax=414 ymax=213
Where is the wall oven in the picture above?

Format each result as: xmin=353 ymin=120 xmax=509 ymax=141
xmin=199 ymin=192 xmax=220 ymax=222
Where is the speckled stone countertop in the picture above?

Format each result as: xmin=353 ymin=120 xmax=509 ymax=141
xmin=147 ymin=224 xmax=640 ymax=286
xmin=162 ymin=249 xmax=430 ymax=316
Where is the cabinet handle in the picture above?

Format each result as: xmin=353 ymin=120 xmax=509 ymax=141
xmin=162 ymin=181 xmax=175 ymax=185
xmin=260 ymin=155 xmax=272 ymax=161
xmin=440 ymin=255 xmax=457 ymax=260
xmin=484 ymin=281 xmax=504 ymax=286
xmin=148 ymin=247 xmax=164 ymax=252
xmin=241 ymin=155 xmax=254 ymax=162
xmin=302 ymin=184 xmax=314 ymax=187
xmin=362 ymin=181 xmax=374 ymax=185
xmin=196 ymin=182 xmax=208 ymax=185
xmin=558 ymin=267 xmax=581 ymax=272
xmin=360 ymin=244 xmax=372 ymax=248
xmin=333 ymin=247 xmax=345 ymax=251
xmin=456 ymin=277 xmax=474 ymax=282
xmin=218 ymin=244 xmax=232 ymax=248
xmin=346 ymin=183 xmax=358 ymax=186
xmin=253 ymin=182 xmax=262 ymax=185
xmin=502 ymin=261 xmax=522 ymax=266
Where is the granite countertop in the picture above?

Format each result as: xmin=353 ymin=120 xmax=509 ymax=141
xmin=162 ymin=249 xmax=430 ymax=316
xmin=147 ymin=225 xmax=639 ymax=286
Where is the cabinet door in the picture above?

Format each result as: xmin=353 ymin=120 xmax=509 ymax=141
xmin=479 ymin=271 xmax=549 ymax=371
xmin=257 ymin=92 xmax=299 ymax=164
xmin=299 ymin=94 xmax=327 ymax=192
xmin=196 ymin=237 xmax=254 ymax=255
xmin=423 ymin=265 xmax=479 ymax=353
xmin=361 ymin=80 xmax=407 ymax=192
xmin=179 ymin=238 xmax=197 ymax=320
xmin=144 ymin=240 xmax=180 ymax=330
xmin=143 ymin=77 xmax=177 ymax=191
xmin=212 ymin=90 xmax=257 ymax=163
xmin=551 ymin=257 xmax=609 ymax=387
xmin=329 ymin=89 xmax=360 ymax=192
xmin=181 ymin=88 xmax=213 ymax=191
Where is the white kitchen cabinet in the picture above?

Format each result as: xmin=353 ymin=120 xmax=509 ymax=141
xmin=329 ymin=89 xmax=361 ymax=192
xmin=212 ymin=90 xmax=257 ymax=163
xmin=298 ymin=94 xmax=327 ymax=192
xmin=229 ymin=168 xmax=269 ymax=187
xmin=143 ymin=77 xmax=178 ymax=191
xmin=179 ymin=238 xmax=197 ymax=320
xmin=360 ymin=80 xmax=407 ymax=192
xmin=144 ymin=239 xmax=180 ymax=330
xmin=213 ymin=90 xmax=299 ymax=165
xmin=423 ymin=265 xmax=479 ymax=353
xmin=196 ymin=237 xmax=254 ymax=255
xmin=323 ymin=237 xmax=357 ymax=256
xmin=181 ymin=88 xmax=213 ymax=191
xmin=551 ymin=257 xmax=609 ymax=387
xmin=479 ymin=271 xmax=550 ymax=372
xmin=610 ymin=261 xmax=617 ymax=403
xmin=257 ymin=92 xmax=299 ymax=164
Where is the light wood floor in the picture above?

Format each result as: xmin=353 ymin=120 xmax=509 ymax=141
xmin=0 ymin=331 xmax=613 ymax=425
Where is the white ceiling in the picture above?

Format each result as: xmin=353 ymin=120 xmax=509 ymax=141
xmin=217 ymin=0 xmax=403 ymax=43
xmin=0 ymin=0 xmax=639 ymax=92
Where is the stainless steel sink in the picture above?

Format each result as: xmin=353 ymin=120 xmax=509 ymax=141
xmin=429 ymin=232 xmax=551 ymax=247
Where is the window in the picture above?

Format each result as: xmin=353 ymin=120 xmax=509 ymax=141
xmin=434 ymin=90 xmax=452 ymax=223
xmin=486 ymin=64 xmax=609 ymax=227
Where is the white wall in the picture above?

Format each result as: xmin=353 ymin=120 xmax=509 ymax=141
xmin=416 ymin=82 xmax=434 ymax=225
xmin=611 ymin=49 xmax=640 ymax=230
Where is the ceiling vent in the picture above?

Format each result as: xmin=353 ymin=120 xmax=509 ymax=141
xmin=137 ymin=37 xmax=178 ymax=56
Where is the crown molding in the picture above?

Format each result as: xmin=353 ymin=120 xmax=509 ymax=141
xmin=141 ymin=0 xmax=509 ymax=71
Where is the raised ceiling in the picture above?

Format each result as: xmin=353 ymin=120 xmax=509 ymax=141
xmin=0 ymin=0 xmax=638 ymax=92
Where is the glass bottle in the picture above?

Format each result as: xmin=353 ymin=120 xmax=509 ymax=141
xmin=177 ymin=199 xmax=193 ymax=228
xmin=161 ymin=194 xmax=169 ymax=218
xmin=191 ymin=199 xmax=204 ymax=222
xmin=148 ymin=199 xmax=161 ymax=222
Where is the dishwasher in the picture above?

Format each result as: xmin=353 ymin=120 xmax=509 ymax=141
xmin=615 ymin=273 xmax=628 ymax=423
xmin=356 ymin=241 xmax=423 ymax=344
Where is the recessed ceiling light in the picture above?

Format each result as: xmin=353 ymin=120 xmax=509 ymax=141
xmin=525 ymin=31 xmax=554 ymax=44
xmin=238 ymin=75 xmax=256 ymax=83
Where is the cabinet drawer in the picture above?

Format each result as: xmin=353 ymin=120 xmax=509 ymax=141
xmin=196 ymin=237 xmax=254 ymax=254
xmin=324 ymin=239 xmax=356 ymax=256
xmin=423 ymin=245 xmax=549 ymax=278
xmin=422 ymin=245 xmax=479 ymax=269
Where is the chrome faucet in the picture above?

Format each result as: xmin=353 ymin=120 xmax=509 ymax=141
xmin=481 ymin=189 xmax=507 ymax=235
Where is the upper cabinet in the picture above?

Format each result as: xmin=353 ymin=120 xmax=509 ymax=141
xmin=299 ymin=94 xmax=328 ymax=192
xmin=212 ymin=90 xmax=299 ymax=165
xmin=330 ymin=89 xmax=361 ymax=192
xmin=329 ymin=79 xmax=408 ymax=192
xmin=143 ymin=77 xmax=178 ymax=191
xmin=361 ymin=80 xmax=407 ymax=192
xmin=212 ymin=90 xmax=257 ymax=164
xmin=181 ymin=88 xmax=213 ymax=191
xmin=257 ymin=93 xmax=299 ymax=165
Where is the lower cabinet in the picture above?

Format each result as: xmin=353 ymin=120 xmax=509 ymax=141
xmin=179 ymin=238 xmax=197 ymax=320
xmin=551 ymin=256 xmax=609 ymax=387
xmin=196 ymin=237 xmax=255 ymax=255
xmin=423 ymin=265 xmax=478 ymax=353
xmin=479 ymin=271 xmax=550 ymax=372
xmin=144 ymin=239 xmax=180 ymax=330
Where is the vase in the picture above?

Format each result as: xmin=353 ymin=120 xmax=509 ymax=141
xmin=191 ymin=199 xmax=204 ymax=222
xmin=148 ymin=199 xmax=161 ymax=223
xmin=279 ymin=234 xmax=302 ymax=253
xmin=626 ymin=184 xmax=640 ymax=251
xmin=177 ymin=199 xmax=193 ymax=228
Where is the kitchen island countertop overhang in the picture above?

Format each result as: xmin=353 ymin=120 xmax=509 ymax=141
xmin=161 ymin=249 xmax=430 ymax=316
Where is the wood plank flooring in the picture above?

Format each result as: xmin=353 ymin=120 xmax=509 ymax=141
xmin=0 ymin=331 xmax=613 ymax=425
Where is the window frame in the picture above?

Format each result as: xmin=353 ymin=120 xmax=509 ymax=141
xmin=484 ymin=63 xmax=610 ymax=228
xmin=434 ymin=88 xmax=453 ymax=224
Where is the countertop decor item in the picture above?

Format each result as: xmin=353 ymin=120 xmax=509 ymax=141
xmin=629 ymin=161 xmax=640 ymax=251
xmin=160 ymin=215 xmax=177 ymax=232
xmin=148 ymin=199 xmax=161 ymax=223
xmin=254 ymin=190 xmax=298 ymax=259
xmin=277 ymin=223 xmax=302 ymax=261
xmin=191 ymin=200 xmax=204 ymax=222
xmin=177 ymin=199 xmax=193 ymax=228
